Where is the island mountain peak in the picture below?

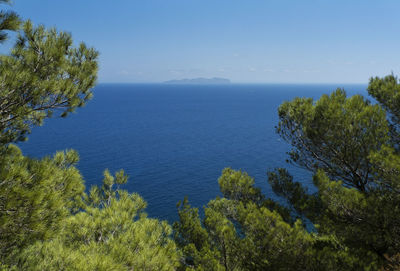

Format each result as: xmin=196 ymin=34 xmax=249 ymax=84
xmin=164 ymin=77 xmax=231 ymax=84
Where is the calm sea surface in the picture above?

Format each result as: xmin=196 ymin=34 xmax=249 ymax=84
xmin=18 ymin=83 xmax=367 ymax=222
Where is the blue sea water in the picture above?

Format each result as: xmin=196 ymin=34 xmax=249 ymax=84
xmin=18 ymin=83 xmax=367 ymax=222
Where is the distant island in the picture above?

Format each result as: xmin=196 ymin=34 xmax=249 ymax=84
xmin=164 ymin=77 xmax=231 ymax=84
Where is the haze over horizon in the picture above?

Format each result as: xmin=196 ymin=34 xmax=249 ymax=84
xmin=9 ymin=0 xmax=400 ymax=84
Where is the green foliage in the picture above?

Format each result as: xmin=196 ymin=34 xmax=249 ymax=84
xmin=0 ymin=0 xmax=20 ymax=43
xmin=0 ymin=20 xmax=98 ymax=144
xmin=218 ymin=168 xmax=263 ymax=203
xmin=368 ymin=74 xmax=400 ymax=145
xmin=269 ymin=79 xmax=400 ymax=269
xmin=0 ymin=144 xmax=85 ymax=262
xmin=268 ymin=167 xmax=320 ymax=219
xmin=174 ymin=168 xmax=361 ymax=271
xmin=174 ymin=198 xmax=224 ymax=270
xmin=0 ymin=149 xmax=180 ymax=270
xmin=277 ymin=89 xmax=389 ymax=191
xmin=1 ymin=1 xmax=400 ymax=270
xmin=0 ymin=2 xmax=180 ymax=270
xmin=177 ymin=78 xmax=400 ymax=270
xmin=18 ymin=171 xmax=180 ymax=270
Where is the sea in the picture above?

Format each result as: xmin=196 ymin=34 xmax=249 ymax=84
xmin=18 ymin=83 xmax=367 ymax=222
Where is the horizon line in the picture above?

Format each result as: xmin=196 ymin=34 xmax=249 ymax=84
xmin=97 ymin=81 xmax=368 ymax=85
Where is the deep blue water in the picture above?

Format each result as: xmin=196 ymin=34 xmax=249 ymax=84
xmin=18 ymin=83 xmax=367 ymax=222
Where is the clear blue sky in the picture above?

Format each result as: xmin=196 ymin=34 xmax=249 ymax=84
xmin=7 ymin=0 xmax=400 ymax=83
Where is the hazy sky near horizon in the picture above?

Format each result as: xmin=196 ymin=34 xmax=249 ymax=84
xmin=7 ymin=0 xmax=400 ymax=83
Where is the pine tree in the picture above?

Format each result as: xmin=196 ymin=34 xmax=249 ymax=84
xmin=18 ymin=170 xmax=180 ymax=270
xmin=175 ymin=78 xmax=400 ymax=270
xmin=0 ymin=21 xmax=98 ymax=144
xmin=0 ymin=146 xmax=85 ymax=263
xmin=174 ymin=168 xmax=360 ymax=270
xmin=0 ymin=1 xmax=99 ymax=265
xmin=269 ymin=77 xmax=400 ymax=268
xmin=0 ymin=2 xmax=180 ymax=270
xmin=0 ymin=0 xmax=20 ymax=44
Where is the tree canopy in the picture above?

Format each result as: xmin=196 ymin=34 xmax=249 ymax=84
xmin=0 ymin=21 xmax=98 ymax=144
xmin=1 ymin=0 xmax=400 ymax=270
xmin=174 ymin=78 xmax=400 ymax=270
xmin=0 ymin=0 xmax=20 ymax=44
xmin=0 ymin=2 xmax=180 ymax=270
